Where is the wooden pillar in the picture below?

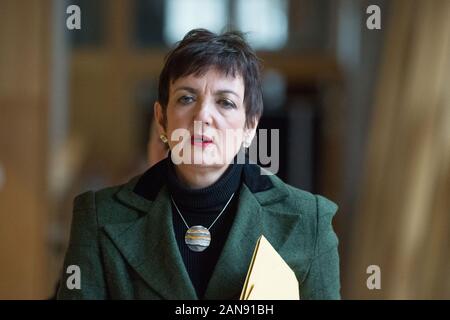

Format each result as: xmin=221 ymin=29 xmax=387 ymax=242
xmin=0 ymin=0 xmax=52 ymax=298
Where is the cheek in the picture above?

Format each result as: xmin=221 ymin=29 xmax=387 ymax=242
xmin=225 ymin=110 xmax=246 ymax=130
xmin=216 ymin=113 xmax=247 ymax=151
xmin=166 ymin=106 xmax=186 ymax=131
xmin=165 ymin=109 xmax=183 ymax=146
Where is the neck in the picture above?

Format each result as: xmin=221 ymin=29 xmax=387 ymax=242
xmin=173 ymin=164 xmax=229 ymax=189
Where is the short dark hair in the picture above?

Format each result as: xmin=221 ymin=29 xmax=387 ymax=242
xmin=157 ymin=28 xmax=263 ymax=129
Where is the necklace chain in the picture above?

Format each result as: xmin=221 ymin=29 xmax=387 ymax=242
xmin=170 ymin=192 xmax=235 ymax=231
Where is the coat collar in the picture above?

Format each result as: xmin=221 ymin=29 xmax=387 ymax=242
xmin=103 ymin=157 xmax=294 ymax=300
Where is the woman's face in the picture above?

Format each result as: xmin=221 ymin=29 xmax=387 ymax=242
xmin=155 ymin=67 xmax=255 ymax=168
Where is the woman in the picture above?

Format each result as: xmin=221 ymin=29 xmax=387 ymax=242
xmin=57 ymin=29 xmax=340 ymax=300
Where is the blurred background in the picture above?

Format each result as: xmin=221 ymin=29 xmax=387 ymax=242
xmin=1 ymin=0 xmax=449 ymax=299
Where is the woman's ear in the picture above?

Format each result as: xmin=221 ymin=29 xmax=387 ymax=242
xmin=154 ymin=101 xmax=166 ymax=137
xmin=244 ymin=120 xmax=258 ymax=147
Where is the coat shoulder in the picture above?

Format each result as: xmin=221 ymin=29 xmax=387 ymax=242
xmin=265 ymin=173 xmax=338 ymax=219
xmin=72 ymin=174 xmax=145 ymax=228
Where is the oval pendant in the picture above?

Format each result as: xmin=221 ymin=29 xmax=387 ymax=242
xmin=185 ymin=225 xmax=211 ymax=252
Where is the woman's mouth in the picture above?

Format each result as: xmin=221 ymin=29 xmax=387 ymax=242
xmin=191 ymin=134 xmax=213 ymax=147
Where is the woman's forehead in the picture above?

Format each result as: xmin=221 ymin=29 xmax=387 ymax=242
xmin=170 ymin=68 xmax=244 ymax=96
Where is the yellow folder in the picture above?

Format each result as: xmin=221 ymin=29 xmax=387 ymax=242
xmin=240 ymin=235 xmax=300 ymax=300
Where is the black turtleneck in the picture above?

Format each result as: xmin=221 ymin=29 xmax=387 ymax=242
xmin=166 ymin=156 xmax=243 ymax=299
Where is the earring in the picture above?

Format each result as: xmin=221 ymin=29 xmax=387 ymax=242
xmin=243 ymin=139 xmax=251 ymax=148
xmin=160 ymin=134 xmax=168 ymax=144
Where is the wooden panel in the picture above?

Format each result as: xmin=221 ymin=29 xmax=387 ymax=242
xmin=347 ymin=0 xmax=450 ymax=299
xmin=0 ymin=0 xmax=51 ymax=299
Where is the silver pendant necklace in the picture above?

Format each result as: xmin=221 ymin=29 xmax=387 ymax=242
xmin=170 ymin=192 xmax=235 ymax=252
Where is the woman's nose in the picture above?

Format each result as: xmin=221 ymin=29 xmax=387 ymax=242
xmin=193 ymin=99 xmax=213 ymax=125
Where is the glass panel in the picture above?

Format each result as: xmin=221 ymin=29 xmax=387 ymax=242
xmin=163 ymin=0 xmax=229 ymax=46
xmin=235 ymin=0 xmax=288 ymax=50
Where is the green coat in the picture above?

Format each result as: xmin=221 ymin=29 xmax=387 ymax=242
xmin=56 ymin=160 xmax=340 ymax=300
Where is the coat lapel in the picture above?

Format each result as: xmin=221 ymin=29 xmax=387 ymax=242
xmin=203 ymin=171 xmax=295 ymax=300
xmin=202 ymin=183 xmax=262 ymax=299
xmin=103 ymin=181 xmax=197 ymax=300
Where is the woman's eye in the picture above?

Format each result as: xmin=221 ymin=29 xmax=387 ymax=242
xmin=178 ymin=96 xmax=195 ymax=105
xmin=218 ymin=99 xmax=236 ymax=109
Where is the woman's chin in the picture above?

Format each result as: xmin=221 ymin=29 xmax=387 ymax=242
xmin=190 ymin=153 xmax=224 ymax=166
